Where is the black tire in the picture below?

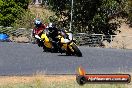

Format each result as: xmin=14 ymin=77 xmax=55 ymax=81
xmin=66 ymin=52 xmax=72 ymax=56
xmin=71 ymin=43 xmax=82 ymax=57
xmin=42 ymin=44 xmax=52 ymax=52
xmin=43 ymin=46 xmax=48 ymax=52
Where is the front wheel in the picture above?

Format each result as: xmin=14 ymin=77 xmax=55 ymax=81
xmin=70 ymin=43 xmax=82 ymax=57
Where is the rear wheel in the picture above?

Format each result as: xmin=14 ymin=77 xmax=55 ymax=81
xmin=70 ymin=43 xmax=82 ymax=57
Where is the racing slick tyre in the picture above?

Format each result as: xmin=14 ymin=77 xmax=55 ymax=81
xmin=71 ymin=43 xmax=82 ymax=57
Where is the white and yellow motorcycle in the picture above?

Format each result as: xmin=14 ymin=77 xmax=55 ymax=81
xmin=41 ymin=30 xmax=82 ymax=57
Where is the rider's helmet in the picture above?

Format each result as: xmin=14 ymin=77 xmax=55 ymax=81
xmin=49 ymin=22 xmax=56 ymax=28
xmin=48 ymin=22 xmax=57 ymax=32
xmin=48 ymin=23 xmax=53 ymax=32
xmin=34 ymin=18 xmax=42 ymax=27
xmin=48 ymin=22 xmax=53 ymax=28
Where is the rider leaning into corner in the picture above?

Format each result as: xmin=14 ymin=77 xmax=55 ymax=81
xmin=46 ymin=22 xmax=60 ymax=51
xmin=32 ymin=19 xmax=75 ymax=52
xmin=48 ymin=23 xmax=58 ymax=42
xmin=46 ymin=22 xmax=73 ymax=52
xmin=32 ymin=18 xmax=46 ymax=47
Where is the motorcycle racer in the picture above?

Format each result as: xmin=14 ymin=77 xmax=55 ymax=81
xmin=33 ymin=18 xmax=46 ymax=47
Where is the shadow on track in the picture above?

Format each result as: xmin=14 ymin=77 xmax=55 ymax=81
xmin=58 ymin=54 xmax=83 ymax=57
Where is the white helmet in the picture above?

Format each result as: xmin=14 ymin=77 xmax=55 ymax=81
xmin=48 ymin=23 xmax=53 ymax=28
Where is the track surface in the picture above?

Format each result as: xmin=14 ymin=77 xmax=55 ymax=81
xmin=0 ymin=42 xmax=132 ymax=75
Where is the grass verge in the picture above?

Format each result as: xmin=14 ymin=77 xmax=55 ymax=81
xmin=0 ymin=75 xmax=131 ymax=88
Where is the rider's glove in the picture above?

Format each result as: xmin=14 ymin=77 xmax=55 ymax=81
xmin=35 ymin=35 xmax=41 ymax=40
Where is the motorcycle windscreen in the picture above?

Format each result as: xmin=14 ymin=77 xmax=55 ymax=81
xmin=67 ymin=33 xmax=73 ymax=40
xmin=41 ymin=34 xmax=49 ymax=42
xmin=41 ymin=34 xmax=52 ymax=48
xmin=61 ymin=37 xmax=70 ymax=43
xmin=41 ymin=34 xmax=45 ymax=39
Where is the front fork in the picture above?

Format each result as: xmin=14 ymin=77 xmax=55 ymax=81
xmin=67 ymin=42 xmax=74 ymax=52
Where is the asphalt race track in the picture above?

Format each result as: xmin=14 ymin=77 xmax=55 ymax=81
xmin=0 ymin=42 xmax=132 ymax=75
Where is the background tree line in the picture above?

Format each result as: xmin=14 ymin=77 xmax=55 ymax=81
xmin=42 ymin=0 xmax=132 ymax=35
xmin=0 ymin=0 xmax=132 ymax=35
xmin=0 ymin=0 xmax=31 ymax=27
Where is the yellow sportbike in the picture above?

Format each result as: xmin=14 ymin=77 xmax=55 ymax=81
xmin=41 ymin=30 xmax=82 ymax=57
xmin=40 ymin=31 xmax=53 ymax=52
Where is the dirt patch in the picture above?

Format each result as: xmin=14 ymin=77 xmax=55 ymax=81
xmin=28 ymin=5 xmax=54 ymax=22
xmin=9 ymin=36 xmax=30 ymax=43
xmin=103 ymin=23 xmax=132 ymax=49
